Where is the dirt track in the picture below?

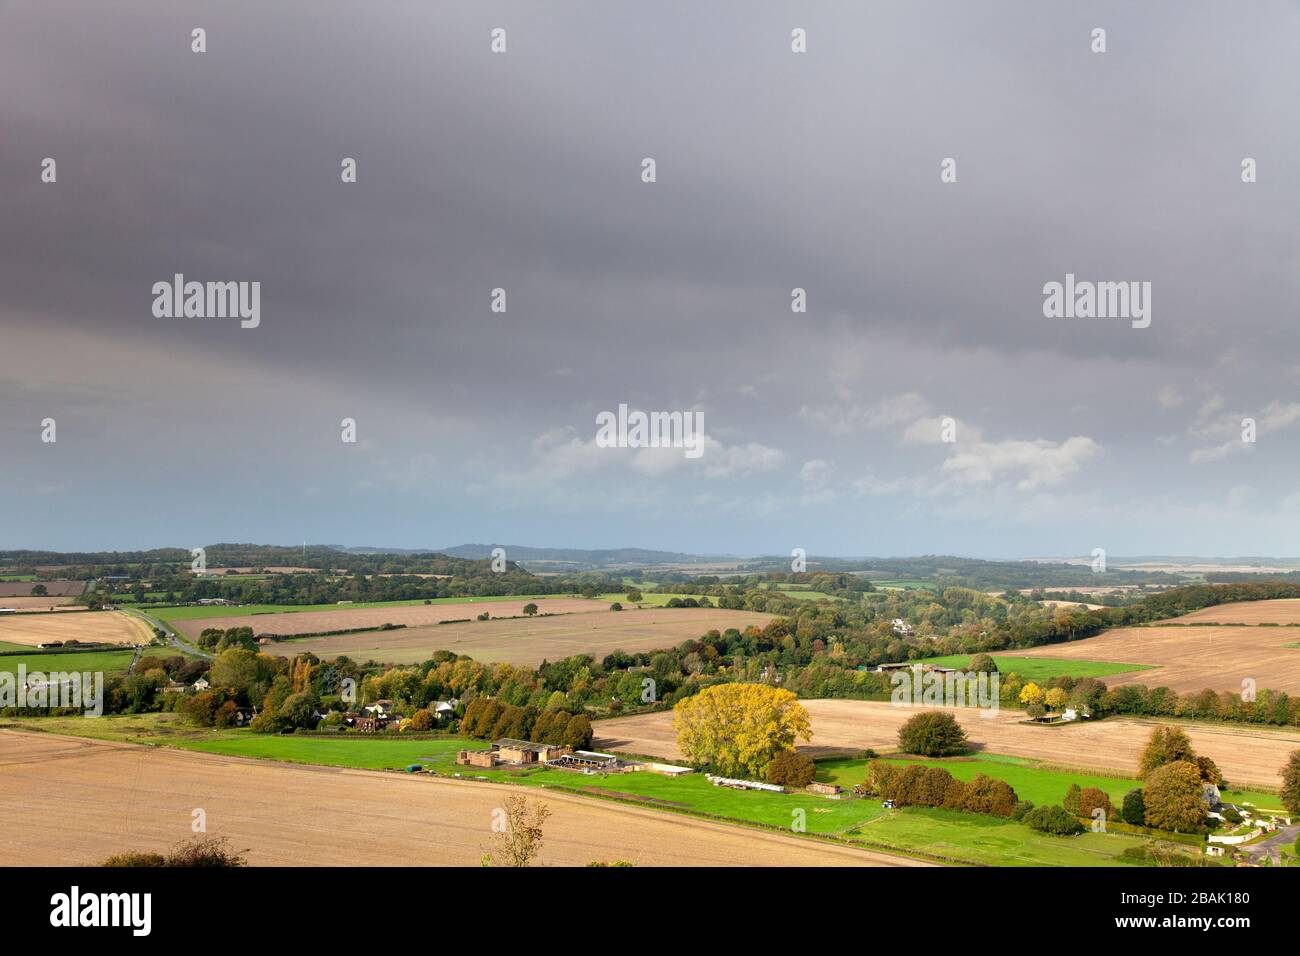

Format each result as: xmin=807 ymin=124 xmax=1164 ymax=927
xmin=0 ymin=730 xmax=924 ymax=868
xmin=594 ymin=699 xmax=1300 ymax=790
xmin=265 ymin=607 xmax=773 ymax=667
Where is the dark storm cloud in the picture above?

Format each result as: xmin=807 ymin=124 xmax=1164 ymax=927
xmin=2 ymin=0 xmax=1298 ymax=554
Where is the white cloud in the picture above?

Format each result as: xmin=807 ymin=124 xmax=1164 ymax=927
xmin=938 ymin=436 xmax=1101 ymax=492
xmin=799 ymin=392 xmax=930 ymax=436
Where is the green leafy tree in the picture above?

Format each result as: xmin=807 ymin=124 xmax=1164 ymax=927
xmin=522 ymin=603 xmax=539 ymax=617
xmin=1280 ymin=750 xmax=1300 ymax=814
xmin=1143 ymin=761 xmax=1206 ymax=832
xmin=897 ymin=711 xmax=968 ymax=757
xmin=766 ymin=749 xmax=816 ymax=788
xmin=1121 ymin=788 xmax=1146 ymax=826
xmin=1139 ymin=725 xmax=1196 ymax=777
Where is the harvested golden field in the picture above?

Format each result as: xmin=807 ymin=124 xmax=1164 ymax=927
xmin=177 ymin=597 xmax=614 ymax=639
xmin=0 ymin=596 xmax=80 ymax=611
xmin=0 ymin=580 xmax=84 ymax=597
xmin=1163 ymin=599 xmax=1300 ymax=625
xmin=594 ymin=699 xmax=1300 ymax=790
xmin=267 ymin=607 xmax=773 ymax=667
xmin=0 ymin=730 xmax=920 ymax=867
xmin=0 ymin=609 xmax=152 ymax=647
xmin=1013 ymin=625 xmax=1300 ymax=693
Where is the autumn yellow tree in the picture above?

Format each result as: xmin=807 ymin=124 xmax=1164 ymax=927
xmin=1044 ymin=687 xmax=1068 ymax=711
xmin=673 ymin=683 xmax=812 ymax=778
xmin=1019 ymin=682 xmax=1044 ymax=707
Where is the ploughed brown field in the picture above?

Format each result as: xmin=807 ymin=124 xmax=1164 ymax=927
xmin=1164 ymin=598 xmax=1300 ymax=625
xmin=176 ymin=597 xmax=615 ymax=639
xmin=265 ymin=607 xmax=774 ymax=667
xmin=1013 ymin=625 xmax=1300 ymax=694
xmin=0 ymin=596 xmax=80 ymax=611
xmin=0 ymin=610 xmax=152 ymax=647
xmin=0 ymin=730 xmax=923 ymax=867
xmin=594 ymin=699 xmax=1300 ymax=790
xmin=0 ymin=580 xmax=84 ymax=597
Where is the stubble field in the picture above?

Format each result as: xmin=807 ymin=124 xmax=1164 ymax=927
xmin=0 ymin=610 xmax=153 ymax=647
xmin=1013 ymin=624 xmax=1300 ymax=693
xmin=267 ymin=606 xmax=774 ymax=666
xmin=176 ymin=597 xmax=619 ymax=638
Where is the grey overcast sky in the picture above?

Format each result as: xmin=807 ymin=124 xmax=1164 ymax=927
xmin=2 ymin=0 xmax=1299 ymax=557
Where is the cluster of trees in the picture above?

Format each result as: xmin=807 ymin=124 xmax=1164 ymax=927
xmin=459 ymin=696 xmax=593 ymax=749
xmin=196 ymin=626 xmax=258 ymax=652
xmin=766 ymin=749 xmax=817 ymax=787
xmin=862 ymin=761 xmax=1019 ymax=817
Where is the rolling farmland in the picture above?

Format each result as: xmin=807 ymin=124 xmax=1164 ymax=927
xmin=594 ymin=698 xmax=1300 ymax=790
xmin=174 ymin=597 xmax=612 ymax=639
xmin=0 ymin=730 xmax=922 ymax=868
xmin=266 ymin=606 xmax=774 ymax=666
xmin=1013 ymin=624 xmax=1300 ymax=693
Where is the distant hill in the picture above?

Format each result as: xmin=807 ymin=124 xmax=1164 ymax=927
xmin=435 ymin=544 xmax=735 ymax=568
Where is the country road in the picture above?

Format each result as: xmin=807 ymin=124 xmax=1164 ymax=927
xmin=122 ymin=607 xmax=213 ymax=660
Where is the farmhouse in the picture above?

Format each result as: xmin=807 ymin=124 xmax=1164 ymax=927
xmin=806 ymin=782 xmax=841 ymax=795
xmin=891 ymin=618 xmax=914 ymax=636
xmin=193 ymin=677 xmax=210 ymax=691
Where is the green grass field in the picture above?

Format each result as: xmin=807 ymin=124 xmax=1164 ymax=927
xmin=914 ymin=654 xmax=1152 ymax=682
xmin=0 ymin=650 xmax=136 ymax=676
xmin=0 ymin=574 xmax=37 ymax=582
xmin=816 ymin=754 xmax=1283 ymax=812
xmin=176 ymin=733 xmax=472 ymax=770
xmin=846 ymin=806 xmax=1147 ymax=866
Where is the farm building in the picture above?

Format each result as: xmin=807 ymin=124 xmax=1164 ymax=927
xmin=457 ymin=739 xmax=572 ymax=768
xmin=494 ymin=738 xmax=569 ymax=763
xmin=457 ymin=749 xmax=498 ymax=769
xmin=547 ymin=750 xmax=621 ymax=771
xmin=806 ymin=782 xmax=841 ymax=795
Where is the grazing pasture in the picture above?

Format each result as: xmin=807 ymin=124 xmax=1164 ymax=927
xmin=0 ymin=649 xmax=136 ymax=676
xmin=1013 ymin=625 xmax=1300 ymax=693
xmin=914 ymin=654 xmax=1150 ymax=682
xmin=174 ymin=597 xmax=602 ymax=639
xmin=0 ymin=730 xmax=916 ymax=867
xmin=595 ymin=698 xmax=1300 ymax=790
xmin=267 ymin=606 xmax=774 ymax=667
xmin=0 ymin=610 xmax=152 ymax=647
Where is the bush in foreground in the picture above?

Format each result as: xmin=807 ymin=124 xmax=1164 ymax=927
xmin=101 ymin=836 xmax=249 ymax=868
